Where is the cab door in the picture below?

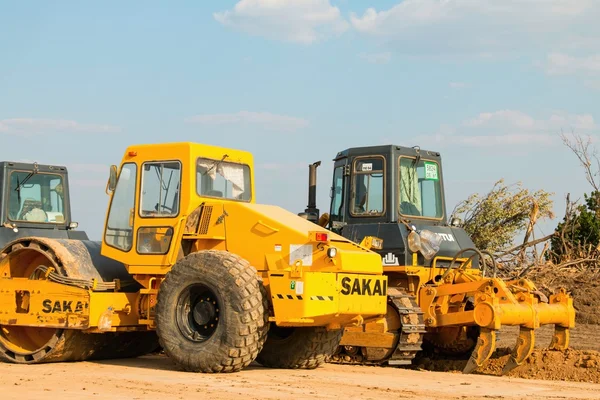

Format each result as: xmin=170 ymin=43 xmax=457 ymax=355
xmin=102 ymin=160 xmax=184 ymax=270
xmin=328 ymin=158 xmax=348 ymax=233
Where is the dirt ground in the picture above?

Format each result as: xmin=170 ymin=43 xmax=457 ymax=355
xmin=418 ymin=324 xmax=600 ymax=382
xmin=2 ymin=353 xmax=600 ymax=400
xmin=1 ymin=324 xmax=599 ymax=400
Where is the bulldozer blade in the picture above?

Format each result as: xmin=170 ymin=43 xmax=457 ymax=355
xmin=502 ymin=326 xmax=535 ymax=375
xmin=463 ymin=328 xmax=496 ymax=374
xmin=549 ymin=325 xmax=569 ymax=350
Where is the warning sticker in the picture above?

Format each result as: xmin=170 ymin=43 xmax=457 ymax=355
xmin=290 ymin=244 xmax=313 ymax=267
xmin=424 ymin=162 xmax=439 ymax=180
xmin=295 ymin=281 xmax=304 ymax=295
xmin=361 ymin=163 xmax=373 ymax=172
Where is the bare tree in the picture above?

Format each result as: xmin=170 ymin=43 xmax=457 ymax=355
xmin=561 ymin=132 xmax=600 ymax=192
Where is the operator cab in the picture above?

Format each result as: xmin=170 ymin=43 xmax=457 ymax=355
xmin=0 ymin=161 xmax=86 ymax=245
xmin=324 ymin=145 xmax=476 ymax=269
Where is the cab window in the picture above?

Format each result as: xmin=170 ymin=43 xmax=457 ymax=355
xmin=140 ymin=161 xmax=181 ymax=217
xmin=351 ymin=157 xmax=385 ymax=216
xmin=330 ymin=165 xmax=345 ymax=222
xmin=7 ymin=171 xmax=65 ymax=223
xmin=196 ymin=158 xmax=251 ymax=201
xmin=399 ymin=157 xmax=443 ymax=219
xmin=105 ymin=163 xmax=137 ymax=251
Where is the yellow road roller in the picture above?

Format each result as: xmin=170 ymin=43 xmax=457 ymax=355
xmin=0 ymin=142 xmax=388 ymax=372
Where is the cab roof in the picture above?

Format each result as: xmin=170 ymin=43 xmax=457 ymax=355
xmin=334 ymin=144 xmax=441 ymax=161
xmin=122 ymin=142 xmax=254 ymax=166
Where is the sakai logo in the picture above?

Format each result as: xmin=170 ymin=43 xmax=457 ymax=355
xmin=382 ymin=252 xmax=399 ymax=266
xmin=340 ymin=277 xmax=387 ymax=296
xmin=438 ymin=233 xmax=455 ymax=242
xmin=42 ymin=299 xmax=88 ymax=314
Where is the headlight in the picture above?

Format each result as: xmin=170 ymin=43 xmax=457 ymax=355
xmin=418 ymin=230 xmax=442 ymax=260
xmin=327 ymin=247 xmax=338 ymax=258
xmin=407 ymin=230 xmax=421 ymax=253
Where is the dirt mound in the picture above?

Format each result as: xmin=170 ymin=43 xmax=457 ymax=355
xmin=415 ymin=347 xmax=600 ymax=383
xmin=526 ymin=267 xmax=600 ymax=325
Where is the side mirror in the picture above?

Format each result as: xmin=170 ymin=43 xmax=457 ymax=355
xmin=107 ymin=165 xmax=118 ymax=193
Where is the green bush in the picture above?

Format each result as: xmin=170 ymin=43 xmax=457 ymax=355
xmin=452 ymin=179 xmax=554 ymax=253
xmin=550 ymin=191 xmax=600 ymax=262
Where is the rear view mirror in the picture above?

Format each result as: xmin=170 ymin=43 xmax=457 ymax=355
xmin=107 ymin=165 xmax=118 ymax=193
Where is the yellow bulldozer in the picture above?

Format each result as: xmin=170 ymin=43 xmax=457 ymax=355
xmin=0 ymin=142 xmax=389 ymax=372
xmin=299 ymin=144 xmax=576 ymax=374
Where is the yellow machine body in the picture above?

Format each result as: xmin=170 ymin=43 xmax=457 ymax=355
xmin=0 ymin=142 xmax=388 ymax=366
xmin=331 ymin=247 xmax=576 ymax=374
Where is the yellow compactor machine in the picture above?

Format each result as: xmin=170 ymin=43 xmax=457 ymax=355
xmin=0 ymin=142 xmax=389 ymax=372
xmin=299 ymin=144 xmax=576 ymax=374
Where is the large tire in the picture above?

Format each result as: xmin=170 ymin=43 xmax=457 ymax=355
xmin=156 ymin=250 xmax=268 ymax=373
xmin=256 ymin=325 xmax=343 ymax=369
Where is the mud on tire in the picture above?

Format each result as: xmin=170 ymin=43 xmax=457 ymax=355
xmin=256 ymin=325 xmax=343 ymax=369
xmin=156 ymin=250 xmax=269 ymax=373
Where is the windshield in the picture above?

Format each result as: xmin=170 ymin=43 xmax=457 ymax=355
xmin=196 ymin=157 xmax=251 ymax=201
xmin=399 ymin=157 xmax=443 ymax=219
xmin=7 ymin=171 xmax=66 ymax=223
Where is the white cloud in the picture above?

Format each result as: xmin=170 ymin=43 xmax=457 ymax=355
xmin=214 ymin=0 xmax=348 ymax=44
xmin=545 ymin=52 xmax=600 ymax=76
xmin=70 ymin=179 xmax=108 ymax=188
xmin=449 ymin=82 xmax=470 ymax=89
xmin=186 ymin=111 xmax=309 ymax=131
xmin=419 ymin=109 xmax=598 ymax=148
xmin=359 ymin=51 xmax=392 ymax=64
xmin=68 ymin=164 xmax=111 ymax=173
xmin=350 ymin=1 xmax=600 ymax=57
xmin=463 ymin=110 xmax=536 ymax=129
xmin=0 ymin=118 xmax=120 ymax=136
xmin=257 ymin=162 xmax=307 ymax=171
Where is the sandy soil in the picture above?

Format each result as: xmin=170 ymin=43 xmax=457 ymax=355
xmin=496 ymin=324 xmax=600 ymax=352
xmin=2 ymin=354 xmax=600 ymax=400
xmin=416 ymin=324 xmax=600 ymax=383
xmin=2 ymin=325 xmax=599 ymax=399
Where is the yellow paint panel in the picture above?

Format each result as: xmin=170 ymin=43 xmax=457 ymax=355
xmin=268 ymin=271 xmax=387 ymax=327
xmin=224 ymin=202 xmax=383 ymax=275
xmin=0 ymin=278 xmax=141 ymax=330
xmin=337 ymin=273 xmax=388 ymax=315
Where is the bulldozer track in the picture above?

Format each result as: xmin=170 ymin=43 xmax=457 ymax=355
xmin=328 ymin=288 xmax=427 ymax=366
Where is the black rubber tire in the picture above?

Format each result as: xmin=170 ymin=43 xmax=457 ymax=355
xmin=156 ymin=250 xmax=268 ymax=373
xmin=256 ymin=325 xmax=343 ymax=369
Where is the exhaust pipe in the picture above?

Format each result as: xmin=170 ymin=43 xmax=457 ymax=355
xmin=299 ymin=161 xmax=321 ymax=223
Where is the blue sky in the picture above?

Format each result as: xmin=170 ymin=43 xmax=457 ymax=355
xmin=2 ymin=0 xmax=599 ymax=240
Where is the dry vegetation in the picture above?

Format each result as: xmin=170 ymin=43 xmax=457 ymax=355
xmin=450 ymin=133 xmax=600 ymax=326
